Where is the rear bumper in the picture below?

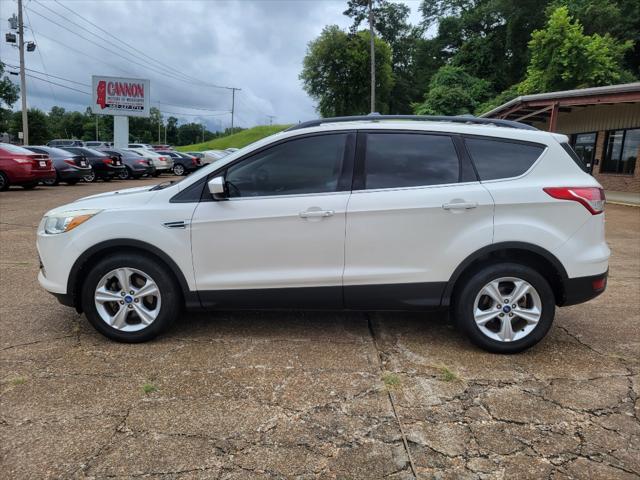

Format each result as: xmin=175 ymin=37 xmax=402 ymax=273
xmin=560 ymin=270 xmax=608 ymax=306
xmin=58 ymin=168 xmax=92 ymax=180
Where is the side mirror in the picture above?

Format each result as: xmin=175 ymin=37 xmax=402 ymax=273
xmin=207 ymin=176 xmax=227 ymax=199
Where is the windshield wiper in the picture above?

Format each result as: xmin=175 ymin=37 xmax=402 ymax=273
xmin=149 ymin=180 xmax=175 ymax=191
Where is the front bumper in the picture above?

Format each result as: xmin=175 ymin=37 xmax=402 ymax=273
xmin=560 ymin=270 xmax=608 ymax=306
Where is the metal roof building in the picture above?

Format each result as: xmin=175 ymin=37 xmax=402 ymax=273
xmin=482 ymin=83 xmax=640 ymax=197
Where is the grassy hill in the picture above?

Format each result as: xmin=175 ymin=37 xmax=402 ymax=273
xmin=177 ymin=124 xmax=290 ymax=152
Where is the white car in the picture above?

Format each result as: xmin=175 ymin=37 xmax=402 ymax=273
xmin=126 ymin=148 xmax=173 ymax=175
xmin=36 ymin=115 xmax=609 ymax=353
xmin=201 ymin=149 xmax=228 ymax=165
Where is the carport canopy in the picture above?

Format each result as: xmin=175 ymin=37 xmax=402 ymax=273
xmin=480 ymin=83 xmax=640 ymax=132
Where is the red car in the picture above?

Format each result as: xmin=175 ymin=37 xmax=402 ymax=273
xmin=0 ymin=143 xmax=56 ymax=191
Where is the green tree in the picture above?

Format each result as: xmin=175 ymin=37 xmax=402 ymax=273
xmin=0 ymin=62 xmax=20 ymax=135
xmin=413 ymin=65 xmax=491 ymax=115
xmin=166 ymin=116 xmax=179 ymax=145
xmin=300 ymin=25 xmax=393 ymax=117
xmin=519 ymin=6 xmax=634 ymax=94
xmin=344 ymin=0 xmax=423 ymax=113
xmin=9 ymin=109 xmax=50 ymax=144
xmin=177 ymin=122 xmax=205 ymax=146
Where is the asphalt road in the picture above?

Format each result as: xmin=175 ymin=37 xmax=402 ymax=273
xmin=1 ymin=178 xmax=639 ymax=479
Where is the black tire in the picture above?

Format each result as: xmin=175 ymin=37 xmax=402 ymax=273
xmin=118 ymin=167 xmax=131 ymax=180
xmin=0 ymin=172 xmax=8 ymax=191
xmin=22 ymin=182 xmax=38 ymax=190
xmin=43 ymin=176 xmax=59 ymax=186
xmin=452 ymin=262 xmax=555 ymax=354
xmin=152 ymin=171 xmax=161 ymax=177
xmin=80 ymin=253 xmax=181 ymax=342
xmin=172 ymin=163 xmax=185 ymax=176
xmin=66 ymin=179 xmax=79 ymax=185
xmin=83 ymin=171 xmax=95 ymax=183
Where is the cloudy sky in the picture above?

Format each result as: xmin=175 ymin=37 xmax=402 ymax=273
xmin=0 ymin=0 xmax=423 ymax=131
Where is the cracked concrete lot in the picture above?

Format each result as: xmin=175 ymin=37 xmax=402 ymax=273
xmin=1 ymin=178 xmax=639 ymax=479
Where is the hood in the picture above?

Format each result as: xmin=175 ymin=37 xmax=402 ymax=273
xmin=45 ymin=185 xmax=158 ymax=216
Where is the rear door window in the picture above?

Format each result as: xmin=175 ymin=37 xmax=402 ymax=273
xmin=464 ymin=137 xmax=545 ymax=181
xmin=363 ymin=133 xmax=460 ymax=189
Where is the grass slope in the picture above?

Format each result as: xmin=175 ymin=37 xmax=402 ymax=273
xmin=177 ymin=125 xmax=290 ymax=152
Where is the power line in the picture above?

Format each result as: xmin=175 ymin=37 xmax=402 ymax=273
xmin=24 ymin=7 xmax=59 ymax=110
xmin=26 ymin=3 xmax=212 ymax=89
xmin=52 ymin=0 xmax=233 ymax=90
xmin=29 ymin=0 xmax=237 ymax=91
xmin=153 ymin=100 xmax=229 ymax=113
xmin=158 ymin=109 xmax=230 ymax=118
xmin=25 ymin=72 xmax=91 ymax=95
xmin=5 ymin=64 xmax=91 ymax=87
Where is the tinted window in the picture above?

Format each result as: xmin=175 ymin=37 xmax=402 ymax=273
xmin=226 ymin=134 xmax=348 ymax=197
xmin=602 ymin=128 xmax=638 ymax=174
xmin=364 ymin=133 xmax=459 ymax=189
xmin=465 ymin=137 xmax=544 ymax=180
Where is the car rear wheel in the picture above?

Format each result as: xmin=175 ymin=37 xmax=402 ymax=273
xmin=81 ymin=253 xmax=181 ymax=342
xmin=452 ymin=263 xmax=554 ymax=354
xmin=118 ymin=167 xmax=131 ymax=180
xmin=0 ymin=172 xmax=8 ymax=191
xmin=172 ymin=164 xmax=185 ymax=176
xmin=43 ymin=176 xmax=59 ymax=186
xmin=83 ymin=171 xmax=96 ymax=183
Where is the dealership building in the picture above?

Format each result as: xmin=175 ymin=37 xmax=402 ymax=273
xmin=482 ymin=83 xmax=640 ymax=199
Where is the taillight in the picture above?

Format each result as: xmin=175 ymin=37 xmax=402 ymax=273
xmin=12 ymin=157 xmax=32 ymax=164
xmin=103 ymin=158 xmax=113 ymax=165
xmin=192 ymin=157 xmax=197 ymax=165
xmin=136 ymin=160 xmax=147 ymax=165
xmin=64 ymin=159 xmax=76 ymax=166
xmin=543 ymin=187 xmax=605 ymax=215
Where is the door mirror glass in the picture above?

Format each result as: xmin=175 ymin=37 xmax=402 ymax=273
xmin=207 ymin=176 xmax=226 ymax=198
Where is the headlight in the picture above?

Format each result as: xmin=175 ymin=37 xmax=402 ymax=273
xmin=43 ymin=209 xmax=102 ymax=234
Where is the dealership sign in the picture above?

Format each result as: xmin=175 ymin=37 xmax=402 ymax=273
xmin=91 ymin=76 xmax=150 ymax=117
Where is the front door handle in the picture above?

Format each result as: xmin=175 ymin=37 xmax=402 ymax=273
xmin=299 ymin=209 xmax=335 ymax=218
xmin=442 ymin=202 xmax=478 ymax=210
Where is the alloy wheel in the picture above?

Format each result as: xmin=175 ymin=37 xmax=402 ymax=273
xmin=94 ymin=267 xmax=162 ymax=332
xmin=473 ymin=277 xmax=542 ymax=342
xmin=173 ymin=164 xmax=185 ymax=176
xmin=83 ymin=171 xmax=95 ymax=182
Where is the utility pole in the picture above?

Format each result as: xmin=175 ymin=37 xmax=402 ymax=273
xmin=201 ymin=124 xmax=204 ymax=143
xmin=17 ymin=0 xmax=28 ymax=145
xmin=267 ymin=115 xmax=275 ymax=126
xmin=164 ymin=123 xmax=167 ymax=144
xmin=368 ymin=0 xmax=375 ymax=114
xmin=95 ymin=115 xmax=99 ymax=141
xmin=158 ymin=119 xmax=161 ymax=144
xmin=230 ymin=87 xmax=241 ymax=130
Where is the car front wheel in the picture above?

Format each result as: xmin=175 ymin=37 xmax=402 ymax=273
xmin=453 ymin=263 xmax=555 ymax=354
xmin=81 ymin=253 xmax=181 ymax=342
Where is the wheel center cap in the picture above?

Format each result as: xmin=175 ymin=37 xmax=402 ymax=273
xmin=502 ymin=305 xmax=512 ymax=313
xmin=124 ymin=295 xmax=133 ymax=304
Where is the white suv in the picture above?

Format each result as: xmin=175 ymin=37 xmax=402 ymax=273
xmin=37 ymin=116 xmax=609 ymax=353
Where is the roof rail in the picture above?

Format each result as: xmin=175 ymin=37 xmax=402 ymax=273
xmin=286 ymin=114 xmax=538 ymax=131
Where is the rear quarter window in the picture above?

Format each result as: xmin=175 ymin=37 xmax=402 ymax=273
xmin=464 ymin=137 xmax=545 ymax=181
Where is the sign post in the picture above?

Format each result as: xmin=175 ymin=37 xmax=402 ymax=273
xmin=91 ymin=75 xmax=150 ymax=148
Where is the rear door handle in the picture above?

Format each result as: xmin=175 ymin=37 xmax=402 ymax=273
xmin=299 ymin=209 xmax=335 ymax=218
xmin=442 ymin=202 xmax=478 ymax=210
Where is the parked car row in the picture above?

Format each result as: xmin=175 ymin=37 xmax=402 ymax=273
xmin=1 ymin=141 xmax=235 ymax=191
